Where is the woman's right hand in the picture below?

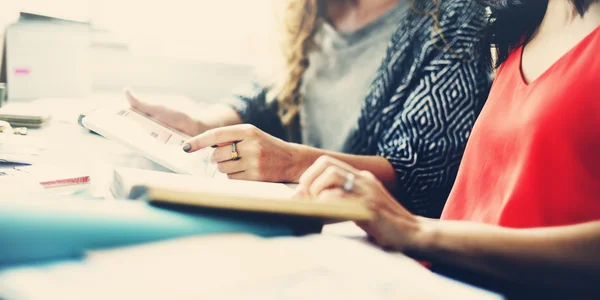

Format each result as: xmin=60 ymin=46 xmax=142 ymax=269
xmin=296 ymin=156 xmax=431 ymax=252
xmin=125 ymin=89 xmax=206 ymax=136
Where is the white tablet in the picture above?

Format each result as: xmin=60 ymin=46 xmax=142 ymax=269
xmin=82 ymin=106 xmax=219 ymax=178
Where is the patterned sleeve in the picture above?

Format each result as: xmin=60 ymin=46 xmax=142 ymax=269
xmin=222 ymin=82 xmax=286 ymax=140
xmin=346 ymin=0 xmax=491 ymax=218
xmin=381 ymin=59 xmax=489 ymax=218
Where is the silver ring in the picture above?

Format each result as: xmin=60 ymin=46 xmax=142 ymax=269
xmin=343 ymin=173 xmax=355 ymax=192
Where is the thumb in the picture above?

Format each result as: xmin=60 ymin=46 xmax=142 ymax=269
xmin=125 ymin=88 xmax=160 ymax=116
xmin=124 ymin=88 xmax=140 ymax=108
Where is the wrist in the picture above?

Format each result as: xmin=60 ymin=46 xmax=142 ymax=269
xmin=287 ymin=143 xmax=322 ymax=182
xmin=405 ymin=217 xmax=440 ymax=257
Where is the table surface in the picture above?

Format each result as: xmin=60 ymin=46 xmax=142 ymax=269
xmin=0 ymin=94 xmax=503 ymax=299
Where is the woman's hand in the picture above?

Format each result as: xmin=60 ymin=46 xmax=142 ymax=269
xmin=297 ymin=156 xmax=430 ymax=252
xmin=126 ymin=89 xmax=206 ymax=136
xmin=183 ymin=124 xmax=310 ymax=182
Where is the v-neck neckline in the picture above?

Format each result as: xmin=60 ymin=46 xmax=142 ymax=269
xmin=518 ymin=25 xmax=600 ymax=87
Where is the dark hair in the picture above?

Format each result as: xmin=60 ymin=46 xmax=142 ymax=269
xmin=479 ymin=0 xmax=599 ymax=69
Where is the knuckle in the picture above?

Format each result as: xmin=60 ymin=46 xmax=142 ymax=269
xmin=316 ymin=155 xmax=333 ymax=166
xmin=359 ymin=170 xmax=376 ymax=180
xmin=242 ymin=124 xmax=259 ymax=137
xmin=324 ymin=165 xmax=339 ymax=177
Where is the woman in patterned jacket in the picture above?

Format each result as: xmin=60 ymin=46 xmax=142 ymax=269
xmin=128 ymin=0 xmax=491 ymax=218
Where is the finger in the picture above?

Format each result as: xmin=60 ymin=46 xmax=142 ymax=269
xmin=125 ymin=88 xmax=140 ymax=107
xmin=292 ymin=188 xmax=310 ymax=200
xmin=298 ymin=156 xmax=358 ymax=194
xmin=316 ymin=188 xmax=348 ymax=201
xmin=210 ymin=140 xmax=248 ymax=163
xmin=308 ymin=166 xmax=348 ymax=197
xmin=184 ymin=125 xmax=257 ymax=152
xmin=125 ymin=89 xmax=162 ymax=116
xmin=227 ymin=171 xmax=247 ymax=180
xmin=217 ymin=159 xmax=246 ymax=175
xmin=211 ymin=144 xmax=234 ymax=163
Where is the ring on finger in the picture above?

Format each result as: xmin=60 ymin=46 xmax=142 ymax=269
xmin=231 ymin=142 xmax=240 ymax=161
xmin=343 ymin=172 xmax=355 ymax=192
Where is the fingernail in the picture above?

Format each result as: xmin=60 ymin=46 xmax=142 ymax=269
xmin=183 ymin=143 xmax=192 ymax=152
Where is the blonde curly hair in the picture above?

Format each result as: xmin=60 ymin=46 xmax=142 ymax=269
xmin=272 ymin=0 xmax=441 ymax=128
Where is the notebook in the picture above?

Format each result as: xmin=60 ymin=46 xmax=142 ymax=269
xmin=0 ymin=197 xmax=298 ymax=267
xmin=82 ymin=106 xmax=219 ymax=178
xmin=112 ymin=167 xmax=374 ymax=222
xmin=0 ymin=103 xmax=51 ymax=128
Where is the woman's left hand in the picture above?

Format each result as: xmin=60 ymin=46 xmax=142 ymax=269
xmin=296 ymin=156 xmax=430 ymax=252
xmin=183 ymin=124 xmax=307 ymax=182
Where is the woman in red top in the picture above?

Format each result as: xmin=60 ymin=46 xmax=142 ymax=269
xmin=297 ymin=0 xmax=600 ymax=297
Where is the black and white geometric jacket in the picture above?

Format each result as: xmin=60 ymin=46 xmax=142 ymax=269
xmin=226 ymin=0 xmax=492 ymax=218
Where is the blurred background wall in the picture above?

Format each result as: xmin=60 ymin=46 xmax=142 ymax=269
xmin=0 ymin=0 xmax=280 ymax=103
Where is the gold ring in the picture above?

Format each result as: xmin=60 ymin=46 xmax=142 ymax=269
xmin=231 ymin=142 xmax=240 ymax=161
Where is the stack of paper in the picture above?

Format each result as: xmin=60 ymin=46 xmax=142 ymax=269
xmin=0 ymin=134 xmax=54 ymax=164
xmin=0 ymin=103 xmax=51 ymax=128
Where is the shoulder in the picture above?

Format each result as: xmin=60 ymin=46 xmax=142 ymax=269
xmin=403 ymin=0 xmax=488 ymax=61
xmin=436 ymin=0 xmax=488 ymax=26
xmin=438 ymin=0 xmax=488 ymax=37
xmin=405 ymin=0 xmax=488 ymax=40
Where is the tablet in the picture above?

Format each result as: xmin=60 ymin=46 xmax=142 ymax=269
xmin=82 ymin=106 xmax=219 ymax=178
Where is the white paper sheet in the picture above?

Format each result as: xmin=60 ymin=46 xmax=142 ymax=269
xmin=82 ymin=106 xmax=219 ymax=178
xmin=0 ymin=235 xmax=503 ymax=300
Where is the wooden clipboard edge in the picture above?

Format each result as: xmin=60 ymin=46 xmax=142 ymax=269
xmin=144 ymin=186 xmax=375 ymax=222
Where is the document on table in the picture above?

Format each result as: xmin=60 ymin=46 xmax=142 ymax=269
xmin=0 ymin=175 xmax=46 ymax=201
xmin=0 ymin=235 xmax=503 ymax=300
xmin=82 ymin=106 xmax=220 ymax=178
xmin=0 ymin=134 xmax=56 ymax=165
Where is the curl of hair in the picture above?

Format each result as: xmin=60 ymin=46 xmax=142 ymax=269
xmin=273 ymin=0 xmax=319 ymax=127
xmin=478 ymin=0 xmax=599 ymax=70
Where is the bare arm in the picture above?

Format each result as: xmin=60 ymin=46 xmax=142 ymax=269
xmin=298 ymin=156 xmax=600 ymax=293
xmin=413 ymin=219 xmax=600 ymax=290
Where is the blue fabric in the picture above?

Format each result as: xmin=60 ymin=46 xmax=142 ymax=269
xmin=226 ymin=0 xmax=491 ymax=218
xmin=0 ymin=199 xmax=296 ymax=267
